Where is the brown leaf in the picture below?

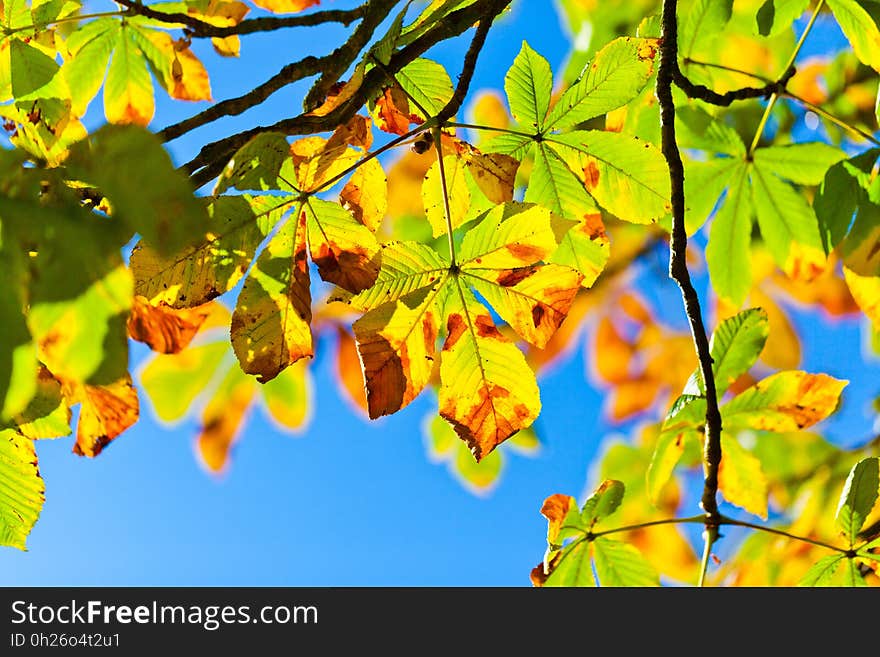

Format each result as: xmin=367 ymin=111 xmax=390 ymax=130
xmin=465 ymin=151 xmax=519 ymax=204
xmin=540 ymin=493 xmax=578 ymax=544
xmin=375 ymin=86 xmax=414 ymax=135
xmin=127 ymin=296 xmax=212 ymax=354
xmin=335 ymin=327 xmax=369 ymax=415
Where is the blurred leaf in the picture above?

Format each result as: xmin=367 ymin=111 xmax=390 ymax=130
xmin=835 ymin=457 xmax=880 ymax=546
xmin=718 ymin=434 xmax=768 ymax=518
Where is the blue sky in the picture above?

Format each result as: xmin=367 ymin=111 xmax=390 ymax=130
xmin=1 ymin=1 xmax=877 ymax=586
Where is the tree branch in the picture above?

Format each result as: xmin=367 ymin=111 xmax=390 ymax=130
xmin=183 ymin=0 xmax=512 ymax=189
xmin=158 ymin=0 xmax=396 ymax=143
xmin=114 ymin=0 xmax=364 ymax=38
xmin=657 ymin=0 xmax=724 ymax=584
xmin=673 ymin=63 xmax=795 ymax=107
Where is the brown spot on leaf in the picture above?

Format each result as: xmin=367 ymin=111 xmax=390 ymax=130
xmin=531 ymin=304 xmax=546 ymax=328
xmin=583 ymin=160 xmax=601 ymax=192
xmin=497 ymin=266 xmax=538 ymax=287
xmin=581 ymin=212 xmax=607 ymax=241
xmin=475 ymin=315 xmax=503 ymax=339
xmin=127 ymin=295 xmax=211 ymax=354
xmin=505 ymin=242 xmax=546 ymax=263
xmin=311 ymin=241 xmax=380 ymax=293
xmin=444 ymin=313 xmax=466 ymax=350
xmin=375 ymin=86 xmax=412 ymax=136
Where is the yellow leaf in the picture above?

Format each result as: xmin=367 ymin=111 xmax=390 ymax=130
xmin=373 ymin=85 xmax=415 ymax=135
xmin=540 ymin=493 xmax=578 ymax=545
xmin=749 ymin=288 xmax=801 ymax=370
xmin=844 ymin=265 xmax=880 ymax=326
xmin=103 ymin=30 xmax=154 ymax=126
xmin=231 ymin=209 xmax=313 ymax=382
xmin=719 ymin=434 xmax=769 ymax=519
xmin=464 ymin=150 xmax=519 ymax=204
xmin=289 ymin=135 xmax=360 ymax=192
xmin=340 ymin=157 xmax=387 ymax=232
xmin=248 ymin=0 xmax=319 ymax=14
xmin=422 ymin=154 xmax=471 ymax=237
xmin=197 ymin=366 xmax=256 ymax=474
xmin=141 ymin=31 xmax=212 ymax=102
xmin=723 ymin=371 xmax=848 ymax=432
xmin=307 ymin=69 xmax=364 ymax=117
xmin=260 ymin=358 xmax=311 ymax=430
xmin=438 ymin=285 xmax=541 ymax=460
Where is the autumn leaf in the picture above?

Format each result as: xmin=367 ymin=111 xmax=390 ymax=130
xmin=248 ymin=0 xmax=319 ymax=16
xmin=127 ymin=296 xmax=212 ymax=354
xmin=0 ymin=429 xmax=44 ymax=550
xmin=64 ymin=375 xmax=139 ymax=458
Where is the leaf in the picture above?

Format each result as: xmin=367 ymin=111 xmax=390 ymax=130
xmin=464 ymin=151 xmax=519 ymax=205
xmin=675 ymin=106 xmax=746 ymax=157
xmin=248 ymin=0 xmax=318 ymax=15
xmin=0 ymin=248 xmax=37 ymax=421
xmin=549 ymin=131 xmax=671 ymax=224
xmin=422 ymin=154 xmax=470 ymax=237
xmin=679 ymin=0 xmax=733 ymax=59
xmin=424 ymin=412 xmax=503 ymax=494
xmin=798 ymin=554 xmax=845 ymax=586
xmin=842 ymin=558 xmax=867 ymax=586
xmin=353 ymin=283 xmax=443 ymax=418
xmin=533 ymin=540 xmax=595 ymax=586
xmin=67 ymin=125 xmax=211 ymax=256
xmin=718 ymin=434 xmax=768 ymax=518
xmin=67 ymin=375 xmax=139 ymax=457
xmin=8 ymin=38 xmax=64 ymax=100
xmin=4 ymin=368 xmax=70 ymax=440
xmin=62 ymin=18 xmax=117 ymax=117
xmin=545 ymin=36 xmax=657 ymax=130
xmin=841 ymin=202 xmax=880 ymax=277
xmin=684 ymin=158 xmax=740 ymax=235
xmin=647 ymin=430 xmax=689 ymax=505
xmin=231 ymin=210 xmax=313 ymax=382
xmin=216 ymin=132 xmax=291 ymax=194
xmin=814 ymin=153 xmax=878 ymax=254
xmin=835 ymin=457 xmax=880 ymax=546
xmin=844 ymin=266 xmax=880 ymax=326
xmin=305 ymin=197 xmax=380 ymax=293
xmin=396 ymin=58 xmax=453 ymax=120
xmin=755 ymin=0 xmax=810 ymax=36
xmin=127 ymin=296 xmax=212 ymax=354
xmin=826 ymin=0 xmax=880 ymax=71
xmin=750 ymin=163 xmax=826 ymax=281
xmin=592 ymin=537 xmax=659 ymax=586
xmin=141 ymin=342 xmax=229 ymax=423
xmin=753 ymin=143 xmax=846 ymax=186
xmin=504 ymin=41 xmax=552 ymax=132
xmin=103 ymin=25 xmax=154 ymax=126
xmin=340 ymin=157 xmax=387 ymax=232
xmin=133 ymin=28 xmax=211 ymax=102
xmin=722 ymin=371 xmax=847 ymax=432
xmin=580 ymin=479 xmax=625 ymax=528
xmin=438 ymin=283 xmax=541 ymax=460
xmin=372 ymin=86 xmax=414 ymax=135
xmin=706 ymin=164 xmax=752 ymax=305
xmin=0 ymin=429 xmax=44 ymax=550
xmin=260 ymin=359 xmax=311 ymax=430
xmin=131 ymin=195 xmax=282 ymax=308
xmin=708 ymin=308 xmax=770 ymax=396
xmin=196 ymin=364 xmax=256 ymax=474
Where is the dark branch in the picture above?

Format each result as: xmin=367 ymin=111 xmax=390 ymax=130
xmin=183 ymin=0 xmax=512 ymax=189
xmin=158 ymin=0 xmax=395 ymax=143
xmin=657 ymin=2 xmax=723 ymax=533
xmin=114 ymin=1 xmax=363 ymax=38
xmin=674 ymin=59 xmax=796 ymax=107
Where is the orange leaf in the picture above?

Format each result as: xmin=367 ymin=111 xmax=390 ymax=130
xmin=593 ymin=316 xmax=634 ymax=384
xmin=335 ymin=327 xmax=369 ymax=415
xmin=197 ymin=368 xmax=256 ymax=474
xmin=248 ymin=0 xmax=318 ymax=14
xmin=142 ymin=31 xmax=212 ymax=102
xmin=127 ymin=296 xmax=212 ymax=354
xmin=375 ymin=86 xmax=415 ymax=136
xmin=68 ymin=376 xmax=139 ymax=457
xmin=540 ymin=493 xmax=578 ymax=545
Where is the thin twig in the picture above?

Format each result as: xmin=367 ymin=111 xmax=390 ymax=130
xmin=673 ymin=63 xmax=794 ymax=107
xmin=658 ymin=0 xmax=724 ymax=587
xmin=720 ymin=517 xmax=849 ymax=554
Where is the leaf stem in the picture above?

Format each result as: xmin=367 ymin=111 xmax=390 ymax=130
xmin=783 ymin=93 xmax=880 ymax=146
xmin=590 ymin=515 xmax=706 ymax=539
xmin=747 ymin=0 xmax=826 ymax=155
xmin=5 ymin=10 xmax=126 ymax=35
xmin=445 ymin=121 xmax=535 ymax=138
xmin=433 ymin=126 xmax=458 ymax=267
xmin=719 ymin=517 xmax=850 ymax=554
xmin=682 ymin=58 xmax=773 ymax=84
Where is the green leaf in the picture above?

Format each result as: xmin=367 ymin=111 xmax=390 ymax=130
xmin=814 ymin=150 xmax=880 ymax=253
xmin=0 ymin=429 xmax=44 ymax=550
xmin=679 ymin=0 xmax=733 ymax=59
xmin=9 ymin=39 xmax=65 ymax=101
xmin=647 ymin=429 xmax=690 ymax=504
xmin=216 ymin=132 xmax=293 ymax=194
xmin=843 ymin=558 xmax=868 ymax=586
xmin=826 ymin=0 xmax=880 ymax=70
xmin=750 ymin=162 xmax=825 ymax=276
xmin=103 ymin=25 xmax=154 ymax=126
xmin=504 ymin=41 xmax=552 ymax=132
xmin=662 ymin=394 xmax=706 ymax=432
xmin=753 ymin=143 xmax=846 ymax=186
xmin=580 ymin=479 xmax=625 ymax=528
xmin=835 ymin=457 xmax=880 ymax=546
xmin=396 ymin=58 xmax=453 ymax=120
xmin=526 ymin=141 xmax=596 ymax=219
xmin=707 ymin=164 xmax=752 ymax=305
xmin=0 ymin=247 xmax=37 ymax=421
xmin=549 ymin=131 xmax=671 ymax=223
xmin=543 ymin=541 xmax=596 ymax=586
xmin=684 ymin=157 xmax=740 ymax=235
xmin=675 ymin=106 xmax=746 ymax=157
xmin=63 ymin=20 xmax=116 ymax=117
xmin=709 ymin=308 xmax=770 ymax=396
xmin=5 ymin=370 xmax=70 ymax=439
xmin=755 ymin=0 xmax=810 ymax=36
xmin=140 ymin=342 xmax=229 ymax=423
xmin=592 ymin=537 xmax=659 ymax=586
xmin=798 ymin=554 xmax=845 ymax=586
xmin=68 ymin=125 xmax=211 ymax=256
xmin=719 ymin=434 xmax=768 ymax=518
xmin=545 ymin=36 xmax=657 ymax=130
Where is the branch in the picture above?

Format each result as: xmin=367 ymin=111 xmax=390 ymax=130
xmin=673 ymin=63 xmax=795 ymax=107
xmin=158 ymin=0 xmax=395 ymax=143
xmin=114 ymin=0 xmax=364 ymax=38
xmin=435 ymin=12 xmax=497 ymax=124
xmin=657 ymin=0 xmax=724 ymax=584
xmin=183 ymin=0 xmax=512 ymax=188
